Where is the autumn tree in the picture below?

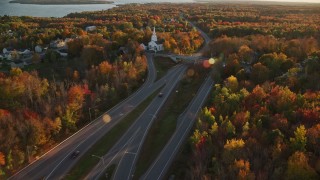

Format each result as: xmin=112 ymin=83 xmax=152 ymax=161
xmin=290 ymin=125 xmax=307 ymax=152
xmin=81 ymin=45 xmax=104 ymax=66
xmin=250 ymin=63 xmax=270 ymax=84
xmin=285 ymin=151 xmax=318 ymax=180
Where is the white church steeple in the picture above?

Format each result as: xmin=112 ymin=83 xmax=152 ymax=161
xmin=151 ymin=27 xmax=157 ymax=42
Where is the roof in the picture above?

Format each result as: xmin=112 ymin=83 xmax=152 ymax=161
xmin=13 ymin=60 xmax=24 ymax=64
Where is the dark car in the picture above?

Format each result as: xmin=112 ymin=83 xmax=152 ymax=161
xmin=71 ymin=151 xmax=80 ymax=158
xmin=158 ymin=92 xmax=163 ymax=97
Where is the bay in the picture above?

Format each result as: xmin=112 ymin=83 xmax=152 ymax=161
xmin=0 ymin=0 xmax=195 ymax=17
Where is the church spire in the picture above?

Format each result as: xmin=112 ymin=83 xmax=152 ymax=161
xmin=151 ymin=27 xmax=157 ymax=42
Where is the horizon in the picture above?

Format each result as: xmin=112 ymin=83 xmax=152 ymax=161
xmin=195 ymin=0 xmax=320 ymax=3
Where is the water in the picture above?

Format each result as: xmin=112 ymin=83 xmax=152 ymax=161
xmin=0 ymin=0 xmax=195 ymax=17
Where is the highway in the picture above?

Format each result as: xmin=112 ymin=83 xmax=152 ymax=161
xmin=142 ymin=75 xmax=214 ymax=180
xmin=8 ymin=53 xmax=182 ymax=180
xmin=86 ymin=65 xmax=187 ymax=180
xmin=87 ymin=20 xmax=213 ymax=180
xmin=9 ymin=20 xmax=213 ymax=180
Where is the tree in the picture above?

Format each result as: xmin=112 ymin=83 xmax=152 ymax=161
xmin=10 ymin=68 xmax=22 ymax=76
xmin=307 ymin=124 xmax=320 ymax=154
xmin=285 ymin=151 xmax=318 ymax=180
xmin=81 ymin=45 xmax=104 ymax=66
xmin=250 ymin=63 xmax=270 ymax=84
xmin=67 ymin=85 xmax=85 ymax=112
xmin=290 ymin=125 xmax=307 ymax=152
xmin=231 ymin=159 xmax=255 ymax=180
xmin=224 ymin=139 xmax=245 ymax=150
xmin=0 ymin=152 xmax=5 ymax=166
xmin=225 ymin=75 xmax=239 ymax=92
xmin=67 ymin=38 xmax=83 ymax=57
xmin=31 ymin=53 xmax=41 ymax=64
xmin=238 ymin=45 xmax=254 ymax=63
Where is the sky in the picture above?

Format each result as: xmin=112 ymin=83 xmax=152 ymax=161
xmin=204 ymin=0 xmax=320 ymax=3
xmin=260 ymin=0 xmax=320 ymax=2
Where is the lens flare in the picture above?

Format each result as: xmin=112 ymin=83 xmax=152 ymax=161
xmin=209 ymin=58 xmax=216 ymax=64
xmin=103 ymin=114 xmax=111 ymax=123
xmin=187 ymin=68 xmax=195 ymax=77
xmin=203 ymin=60 xmax=211 ymax=68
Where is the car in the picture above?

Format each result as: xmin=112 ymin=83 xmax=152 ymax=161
xmin=158 ymin=92 xmax=163 ymax=97
xmin=71 ymin=151 xmax=80 ymax=158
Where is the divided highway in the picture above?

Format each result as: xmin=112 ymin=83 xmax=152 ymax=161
xmin=142 ymin=75 xmax=214 ymax=180
xmin=86 ymin=65 xmax=187 ymax=180
xmin=9 ymin=20 xmax=213 ymax=180
xmin=8 ymin=53 xmax=178 ymax=180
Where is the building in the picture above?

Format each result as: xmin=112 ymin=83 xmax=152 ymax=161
xmin=148 ymin=27 xmax=164 ymax=52
xmin=11 ymin=60 xmax=25 ymax=68
xmin=85 ymin=26 xmax=97 ymax=32
xmin=35 ymin=45 xmax=43 ymax=53
xmin=50 ymin=39 xmax=66 ymax=49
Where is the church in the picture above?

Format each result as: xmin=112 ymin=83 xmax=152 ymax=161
xmin=140 ymin=27 xmax=164 ymax=52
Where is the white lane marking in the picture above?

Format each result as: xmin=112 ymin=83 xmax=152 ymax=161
xmin=102 ymin=128 xmax=140 ymax=180
xmin=126 ymin=66 xmax=187 ymax=180
xmin=143 ymin=76 xmax=213 ymax=180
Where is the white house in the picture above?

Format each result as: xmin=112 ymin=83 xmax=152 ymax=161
xmin=35 ymin=45 xmax=43 ymax=53
xmin=148 ymin=27 xmax=164 ymax=52
xmin=85 ymin=26 xmax=97 ymax=32
xmin=56 ymin=49 xmax=68 ymax=57
xmin=140 ymin=43 xmax=147 ymax=51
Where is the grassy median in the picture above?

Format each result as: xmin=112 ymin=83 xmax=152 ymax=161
xmin=64 ymin=89 xmax=161 ymax=180
xmin=133 ymin=65 xmax=208 ymax=179
xmin=153 ymin=56 xmax=177 ymax=80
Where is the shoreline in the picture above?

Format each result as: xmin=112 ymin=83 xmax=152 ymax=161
xmin=10 ymin=0 xmax=114 ymax=5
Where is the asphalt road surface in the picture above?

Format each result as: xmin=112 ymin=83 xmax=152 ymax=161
xmin=85 ymin=65 xmax=187 ymax=180
xmin=142 ymin=75 xmax=214 ymax=180
xmin=8 ymin=53 xmax=178 ymax=180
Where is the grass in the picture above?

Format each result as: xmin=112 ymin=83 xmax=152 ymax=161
xmin=98 ymin=164 xmax=116 ymax=180
xmin=64 ymin=89 xmax=161 ymax=180
xmin=133 ymin=65 xmax=208 ymax=179
xmin=153 ymin=56 xmax=177 ymax=80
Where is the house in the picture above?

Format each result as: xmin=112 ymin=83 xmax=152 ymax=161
xmin=11 ymin=60 xmax=25 ymax=68
xmin=56 ymin=49 xmax=68 ymax=57
xmin=118 ymin=47 xmax=128 ymax=55
xmin=140 ymin=43 xmax=147 ymax=51
xmin=18 ymin=49 xmax=33 ymax=61
xmin=50 ymin=39 xmax=66 ymax=49
xmin=85 ymin=26 xmax=97 ymax=32
xmin=3 ymin=47 xmax=13 ymax=55
xmin=35 ymin=45 xmax=43 ymax=53
xmin=148 ymin=27 xmax=164 ymax=52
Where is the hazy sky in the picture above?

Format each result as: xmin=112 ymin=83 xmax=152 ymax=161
xmin=207 ymin=0 xmax=320 ymax=3
xmin=260 ymin=0 xmax=320 ymax=2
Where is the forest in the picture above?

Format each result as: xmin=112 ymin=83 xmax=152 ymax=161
xmin=0 ymin=2 xmax=319 ymax=179
xmin=170 ymin=3 xmax=320 ymax=180
xmin=0 ymin=4 xmax=204 ymax=177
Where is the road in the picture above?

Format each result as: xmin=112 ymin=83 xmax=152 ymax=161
xmin=8 ymin=53 xmax=180 ymax=180
xmin=142 ymin=75 xmax=214 ymax=180
xmin=85 ymin=64 xmax=187 ymax=180
xmin=9 ymin=19 xmax=212 ymax=180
